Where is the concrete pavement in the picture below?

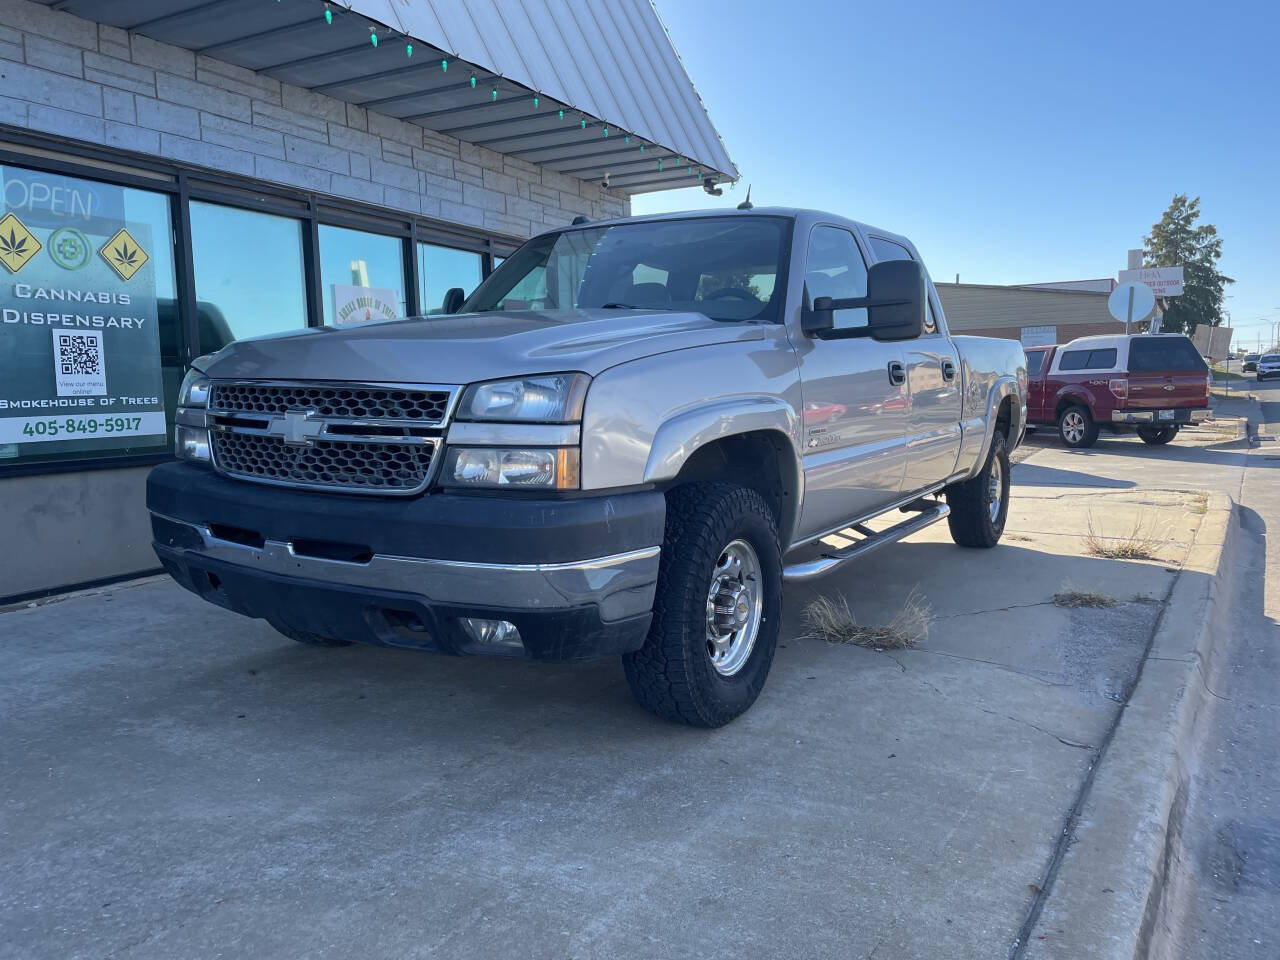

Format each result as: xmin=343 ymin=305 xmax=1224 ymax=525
xmin=0 ymin=452 xmax=1234 ymax=960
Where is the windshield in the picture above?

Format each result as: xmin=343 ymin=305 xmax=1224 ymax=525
xmin=462 ymin=216 xmax=789 ymax=323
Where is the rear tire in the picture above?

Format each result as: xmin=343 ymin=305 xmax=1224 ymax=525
xmin=274 ymin=625 xmax=353 ymax=647
xmin=623 ymin=482 xmax=782 ymax=728
xmin=946 ymin=434 xmax=1010 ymax=548
xmin=1058 ymin=404 xmax=1098 ymax=448
xmin=1137 ymin=425 xmax=1178 ymax=445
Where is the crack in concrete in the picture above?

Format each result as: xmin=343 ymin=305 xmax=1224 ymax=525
xmin=980 ymin=707 xmax=1095 ymax=751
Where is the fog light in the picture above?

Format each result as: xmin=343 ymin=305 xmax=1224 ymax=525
xmin=175 ymin=425 xmax=210 ymax=462
xmin=460 ymin=617 xmax=523 ymax=649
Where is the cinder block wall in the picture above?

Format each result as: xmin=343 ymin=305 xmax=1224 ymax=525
xmin=0 ymin=0 xmax=630 ymax=234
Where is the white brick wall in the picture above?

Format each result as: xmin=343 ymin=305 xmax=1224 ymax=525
xmin=0 ymin=0 xmax=630 ymax=237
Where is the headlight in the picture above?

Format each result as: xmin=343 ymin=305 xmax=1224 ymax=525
xmin=178 ymin=367 xmax=211 ymax=408
xmin=441 ymin=447 xmax=579 ymax=489
xmin=458 ymin=373 xmax=590 ymax=423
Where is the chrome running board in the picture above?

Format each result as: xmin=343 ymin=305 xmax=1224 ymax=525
xmin=782 ymin=501 xmax=950 ymax=582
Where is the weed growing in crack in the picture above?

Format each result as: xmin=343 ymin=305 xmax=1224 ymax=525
xmin=1084 ymin=511 xmax=1164 ymax=561
xmin=1052 ymin=585 xmax=1118 ymax=608
xmin=801 ymin=588 xmax=930 ymax=649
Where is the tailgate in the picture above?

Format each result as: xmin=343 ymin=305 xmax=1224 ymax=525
xmin=1126 ymin=373 xmax=1209 ymax=409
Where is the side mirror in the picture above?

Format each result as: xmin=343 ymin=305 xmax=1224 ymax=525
xmin=442 ymin=287 xmax=465 ymax=315
xmin=803 ymin=259 xmax=926 ymax=341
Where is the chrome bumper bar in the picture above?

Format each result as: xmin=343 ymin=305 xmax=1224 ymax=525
xmin=153 ymin=513 xmax=660 ymax=622
xmin=1111 ymin=408 xmax=1210 ymax=424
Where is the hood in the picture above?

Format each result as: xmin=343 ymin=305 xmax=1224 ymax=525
xmin=198 ymin=309 xmax=764 ymax=385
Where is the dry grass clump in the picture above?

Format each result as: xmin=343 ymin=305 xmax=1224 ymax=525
xmin=1052 ymin=589 xmax=1118 ymax=609
xmin=1084 ymin=513 xmax=1163 ymax=561
xmin=802 ymin=588 xmax=930 ymax=649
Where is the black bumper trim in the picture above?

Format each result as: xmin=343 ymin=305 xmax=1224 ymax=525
xmin=146 ymin=461 xmax=665 ymax=565
xmin=157 ymin=545 xmax=651 ymax=662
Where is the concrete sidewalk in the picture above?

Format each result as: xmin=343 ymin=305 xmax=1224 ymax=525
xmin=0 ymin=475 xmax=1226 ymax=959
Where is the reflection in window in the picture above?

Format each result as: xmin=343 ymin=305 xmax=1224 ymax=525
xmin=806 ymin=226 xmax=868 ymax=330
xmin=191 ymin=201 xmax=307 ymax=353
xmin=0 ymin=163 xmax=180 ymax=465
xmin=417 ymin=243 xmax=482 ymax=315
xmin=319 ymin=224 xmax=405 ymax=326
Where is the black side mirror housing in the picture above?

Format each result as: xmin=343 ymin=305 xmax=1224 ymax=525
xmin=803 ymin=259 xmax=927 ymax=341
xmin=442 ymin=287 xmax=465 ymax=314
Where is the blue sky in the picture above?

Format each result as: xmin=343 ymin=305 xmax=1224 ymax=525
xmin=633 ymin=0 xmax=1279 ymax=347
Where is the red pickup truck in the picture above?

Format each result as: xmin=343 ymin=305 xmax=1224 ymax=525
xmin=1025 ymin=333 xmax=1211 ymax=448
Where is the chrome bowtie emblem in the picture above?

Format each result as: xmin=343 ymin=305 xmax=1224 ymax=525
xmin=268 ymin=409 xmax=324 ymax=445
xmin=1163 ymin=384 xmax=1175 ymax=391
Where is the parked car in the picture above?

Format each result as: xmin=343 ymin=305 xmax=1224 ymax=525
xmin=147 ymin=208 xmax=1026 ymax=727
xmin=1243 ymin=353 xmax=1260 ymax=372
xmin=1024 ymin=333 xmax=1211 ymax=447
xmin=1258 ymin=353 xmax=1280 ymax=381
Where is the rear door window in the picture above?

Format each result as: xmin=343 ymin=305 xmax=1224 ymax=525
xmin=1127 ymin=337 xmax=1208 ymax=372
xmin=1059 ymin=348 xmax=1117 ymax=371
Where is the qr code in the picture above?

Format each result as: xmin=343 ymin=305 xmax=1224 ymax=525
xmin=57 ymin=333 xmax=102 ymax=376
xmin=52 ymin=328 xmax=107 ymax=397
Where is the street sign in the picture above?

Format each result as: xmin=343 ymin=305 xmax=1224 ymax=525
xmin=1118 ymin=265 xmax=1183 ymax=297
xmin=1108 ymin=281 xmax=1156 ymax=332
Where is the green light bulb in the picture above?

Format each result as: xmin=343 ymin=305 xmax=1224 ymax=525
xmin=441 ymin=59 xmax=447 ymax=71
xmin=639 ymin=144 xmax=645 ymax=153
xmin=324 ymin=8 xmax=332 ymax=24
xmin=533 ymin=95 xmax=539 ymax=108
xmin=491 ymin=87 xmax=498 ymax=101
xmin=658 ymin=159 xmax=663 ymax=171
xmin=603 ymin=126 xmax=609 ymax=137
xmin=580 ymin=118 xmax=586 ymax=129
xmin=405 ymin=43 xmax=412 ymax=57
xmin=558 ymin=109 xmax=564 ymax=119
xmin=624 ymin=135 xmax=630 ymax=144
xmin=370 ymin=31 xmax=377 ymax=46
xmin=470 ymin=74 xmax=476 ymax=88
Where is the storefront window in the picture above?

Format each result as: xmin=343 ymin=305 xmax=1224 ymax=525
xmin=190 ymin=201 xmax=308 ymax=354
xmin=318 ymin=224 xmax=406 ymax=326
xmin=0 ymin=164 xmax=179 ymax=465
xmin=417 ymin=242 xmax=482 ymax=315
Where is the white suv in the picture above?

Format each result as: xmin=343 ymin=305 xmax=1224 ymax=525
xmin=1257 ymin=353 xmax=1280 ymax=382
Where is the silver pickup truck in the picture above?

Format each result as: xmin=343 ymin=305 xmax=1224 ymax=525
xmin=148 ymin=208 xmax=1026 ymax=726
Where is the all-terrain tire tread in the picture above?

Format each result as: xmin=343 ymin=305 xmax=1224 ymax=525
xmin=945 ymin=434 xmax=1009 ymax=548
xmin=623 ymin=482 xmax=780 ymax=728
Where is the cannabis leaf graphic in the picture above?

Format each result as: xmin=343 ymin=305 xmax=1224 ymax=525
xmin=113 ymin=242 xmax=139 ymax=267
xmin=0 ymin=228 xmax=29 ymax=259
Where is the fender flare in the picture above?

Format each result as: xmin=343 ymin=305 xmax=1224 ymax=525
xmin=1052 ymin=387 xmax=1094 ymax=419
xmin=643 ymin=396 xmax=803 ymax=543
xmin=969 ymin=377 xmax=1023 ymax=480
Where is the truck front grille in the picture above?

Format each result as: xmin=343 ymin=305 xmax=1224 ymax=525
xmin=210 ymin=383 xmax=451 ymax=423
xmin=206 ymin=380 xmax=456 ymax=496
xmin=211 ymin=432 xmax=437 ymax=494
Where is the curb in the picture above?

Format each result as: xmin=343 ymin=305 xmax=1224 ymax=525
xmin=1020 ymin=492 xmax=1237 ymax=959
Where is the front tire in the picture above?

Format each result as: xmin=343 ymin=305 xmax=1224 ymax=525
xmin=1058 ymin=404 xmax=1098 ymax=448
xmin=946 ymin=433 xmax=1010 ymax=548
xmin=1137 ymin=425 xmax=1178 ymax=445
xmin=623 ymin=482 xmax=782 ymax=728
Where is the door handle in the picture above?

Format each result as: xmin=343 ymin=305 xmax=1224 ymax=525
xmin=887 ymin=360 xmax=906 ymax=386
xmin=941 ymin=358 xmax=956 ymax=381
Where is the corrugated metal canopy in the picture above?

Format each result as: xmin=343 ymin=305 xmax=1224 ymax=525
xmin=36 ymin=0 xmax=738 ymax=195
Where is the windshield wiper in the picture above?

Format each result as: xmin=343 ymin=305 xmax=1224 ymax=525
xmin=599 ymin=302 xmax=673 ymax=311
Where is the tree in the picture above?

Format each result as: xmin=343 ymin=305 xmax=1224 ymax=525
xmin=1142 ymin=194 xmax=1232 ymax=334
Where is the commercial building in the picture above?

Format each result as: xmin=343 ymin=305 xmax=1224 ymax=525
xmin=0 ymin=0 xmax=737 ymax=601
xmin=935 ymin=279 xmax=1122 ymax=347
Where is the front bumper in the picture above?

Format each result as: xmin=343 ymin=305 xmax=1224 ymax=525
xmin=147 ymin=462 xmax=664 ymax=661
xmin=1111 ymin=408 xmax=1210 ymax=425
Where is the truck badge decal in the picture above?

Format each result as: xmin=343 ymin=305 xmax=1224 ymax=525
xmin=268 ymin=409 xmax=324 ymax=446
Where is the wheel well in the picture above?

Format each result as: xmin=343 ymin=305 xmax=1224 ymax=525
xmin=996 ymin=396 xmax=1013 ymax=439
xmin=667 ymin=430 xmax=797 ymax=545
xmin=1054 ymin=395 xmax=1087 ymax=420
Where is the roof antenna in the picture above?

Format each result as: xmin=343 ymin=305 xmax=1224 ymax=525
xmin=736 ymin=185 xmax=753 ymax=210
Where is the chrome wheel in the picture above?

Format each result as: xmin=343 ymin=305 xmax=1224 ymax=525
xmin=705 ymin=539 xmax=763 ymax=677
xmin=987 ymin=455 xmax=1003 ymax=523
xmin=1061 ymin=410 xmax=1086 ymax=444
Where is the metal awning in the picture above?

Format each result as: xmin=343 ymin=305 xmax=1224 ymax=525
xmin=37 ymin=0 xmax=738 ymax=195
